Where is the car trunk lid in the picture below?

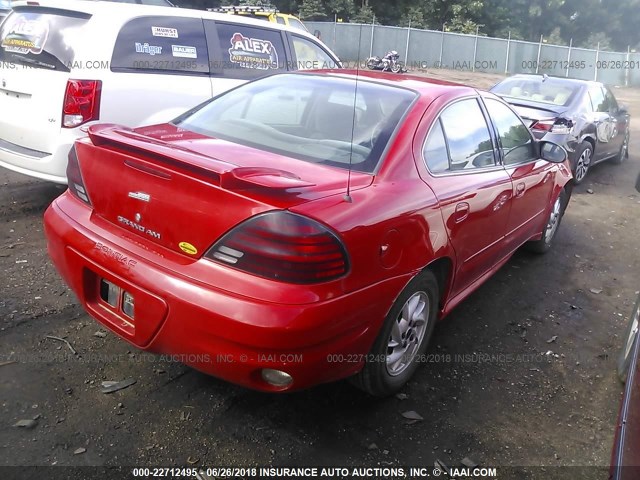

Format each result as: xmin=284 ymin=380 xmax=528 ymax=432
xmin=499 ymin=98 xmax=567 ymax=128
xmin=75 ymin=124 xmax=372 ymax=258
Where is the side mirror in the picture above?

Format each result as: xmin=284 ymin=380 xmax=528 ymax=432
xmin=636 ymin=172 xmax=640 ymax=193
xmin=540 ymin=141 xmax=568 ymax=164
xmin=619 ymin=104 xmax=629 ymax=115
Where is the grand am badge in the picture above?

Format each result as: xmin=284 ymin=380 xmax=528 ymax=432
xmin=118 ymin=215 xmax=161 ymax=239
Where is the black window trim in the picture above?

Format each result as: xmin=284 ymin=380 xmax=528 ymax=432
xmin=422 ymin=96 xmax=504 ymax=177
xmin=480 ymin=95 xmax=539 ymax=169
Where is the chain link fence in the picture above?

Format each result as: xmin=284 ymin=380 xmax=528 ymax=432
xmin=307 ymin=21 xmax=640 ymax=87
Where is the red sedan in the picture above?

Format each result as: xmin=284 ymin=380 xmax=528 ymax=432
xmin=610 ymin=173 xmax=640 ymax=477
xmin=44 ymin=71 xmax=572 ymax=395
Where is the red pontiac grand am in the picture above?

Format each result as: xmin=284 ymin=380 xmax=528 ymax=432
xmin=44 ymin=71 xmax=572 ymax=396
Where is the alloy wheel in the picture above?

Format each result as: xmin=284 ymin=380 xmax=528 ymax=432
xmin=544 ymin=196 xmax=562 ymax=244
xmin=575 ymin=147 xmax=592 ymax=183
xmin=386 ymin=291 xmax=429 ymax=376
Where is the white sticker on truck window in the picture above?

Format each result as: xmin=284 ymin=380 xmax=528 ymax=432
xmin=228 ymin=32 xmax=279 ymax=70
xmin=151 ymin=26 xmax=178 ymax=38
xmin=171 ymin=45 xmax=197 ymax=59
xmin=135 ymin=42 xmax=163 ymax=56
xmin=1 ymin=18 xmax=49 ymax=55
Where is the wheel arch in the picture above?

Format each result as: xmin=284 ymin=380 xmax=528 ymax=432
xmin=421 ymin=256 xmax=454 ymax=314
xmin=581 ymin=135 xmax=596 ymax=154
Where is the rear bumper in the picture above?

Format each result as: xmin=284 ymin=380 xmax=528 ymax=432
xmin=44 ymin=194 xmax=413 ymax=392
xmin=0 ymin=134 xmax=79 ymax=184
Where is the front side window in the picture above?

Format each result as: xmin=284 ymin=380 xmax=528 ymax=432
xmin=484 ymin=99 xmax=536 ymax=166
xmin=438 ymin=99 xmax=496 ymax=171
xmin=292 ymin=35 xmax=339 ymax=70
xmin=111 ymin=16 xmax=209 ymax=74
xmin=0 ymin=10 xmax=89 ymax=71
xmin=175 ymin=74 xmax=416 ymax=173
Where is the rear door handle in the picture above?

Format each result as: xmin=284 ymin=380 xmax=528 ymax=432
xmin=515 ymin=182 xmax=526 ymax=198
xmin=454 ymin=202 xmax=470 ymax=223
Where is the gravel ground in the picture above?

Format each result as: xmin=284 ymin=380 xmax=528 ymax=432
xmin=1 ymin=69 xmax=639 ymax=480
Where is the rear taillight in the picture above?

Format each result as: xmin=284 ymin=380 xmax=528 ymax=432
xmin=531 ymin=118 xmax=572 ymax=134
xmin=66 ymin=146 xmax=91 ymax=206
xmin=62 ymin=80 xmax=102 ymax=128
xmin=205 ymin=211 xmax=349 ymax=284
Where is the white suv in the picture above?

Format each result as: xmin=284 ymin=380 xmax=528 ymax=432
xmin=0 ymin=0 xmax=340 ymax=183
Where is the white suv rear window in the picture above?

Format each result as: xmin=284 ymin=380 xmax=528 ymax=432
xmin=0 ymin=9 xmax=90 ymax=71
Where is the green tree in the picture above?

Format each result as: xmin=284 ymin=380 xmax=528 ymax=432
xmin=299 ymin=0 xmax=327 ymax=20
xmin=399 ymin=6 xmax=427 ymax=29
xmin=352 ymin=4 xmax=375 ymax=23
xmin=327 ymin=0 xmax=355 ymax=21
xmin=583 ymin=32 xmax=613 ymax=51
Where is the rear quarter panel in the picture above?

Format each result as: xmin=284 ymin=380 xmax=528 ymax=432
xmin=291 ymin=95 xmax=453 ymax=300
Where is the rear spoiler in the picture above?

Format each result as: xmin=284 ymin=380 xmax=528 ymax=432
xmin=86 ymin=125 xmax=316 ymax=190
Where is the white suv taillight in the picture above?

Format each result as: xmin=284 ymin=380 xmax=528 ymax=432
xmin=62 ymin=80 xmax=102 ymax=128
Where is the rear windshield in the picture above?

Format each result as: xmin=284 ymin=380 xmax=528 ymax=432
xmin=492 ymin=77 xmax=579 ymax=107
xmin=174 ymin=74 xmax=417 ymax=173
xmin=0 ymin=9 xmax=89 ymax=71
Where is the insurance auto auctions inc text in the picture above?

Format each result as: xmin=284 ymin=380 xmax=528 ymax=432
xmin=228 ymin=466 xmax=498 ymax=479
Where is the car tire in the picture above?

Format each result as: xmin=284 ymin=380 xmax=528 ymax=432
xmin=617 ymin=295 xmax=640 ymax=384
xmin=526 ymin=189 xmax=569 ymax=254
xmin=613 ymin=129 xmax=630 ymax=165
xmin=351 ymin=270 xmax=439 ymax=397
xmin=572 ymin=141 xmax=593 ymax=185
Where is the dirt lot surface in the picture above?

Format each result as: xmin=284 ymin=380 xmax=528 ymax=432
xmin=1 ymin=69 xmax=639 ymax=480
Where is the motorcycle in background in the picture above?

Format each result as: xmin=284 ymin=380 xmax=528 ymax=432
xmin=366 ymin=50 xmax=406 ymax=73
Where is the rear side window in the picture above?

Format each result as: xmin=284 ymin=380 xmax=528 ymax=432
xmin=423 ymin=120 xmax=449 ymax=174
xmin=588 ymin=86 xmax=606 ymax=112
xmin=111 ymin=16 xmax=209 ymax=74
xmin=0 ymin=9 xmax=90 ymax=71
xmin=210 ymin=22 xmax=287 ymax=80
